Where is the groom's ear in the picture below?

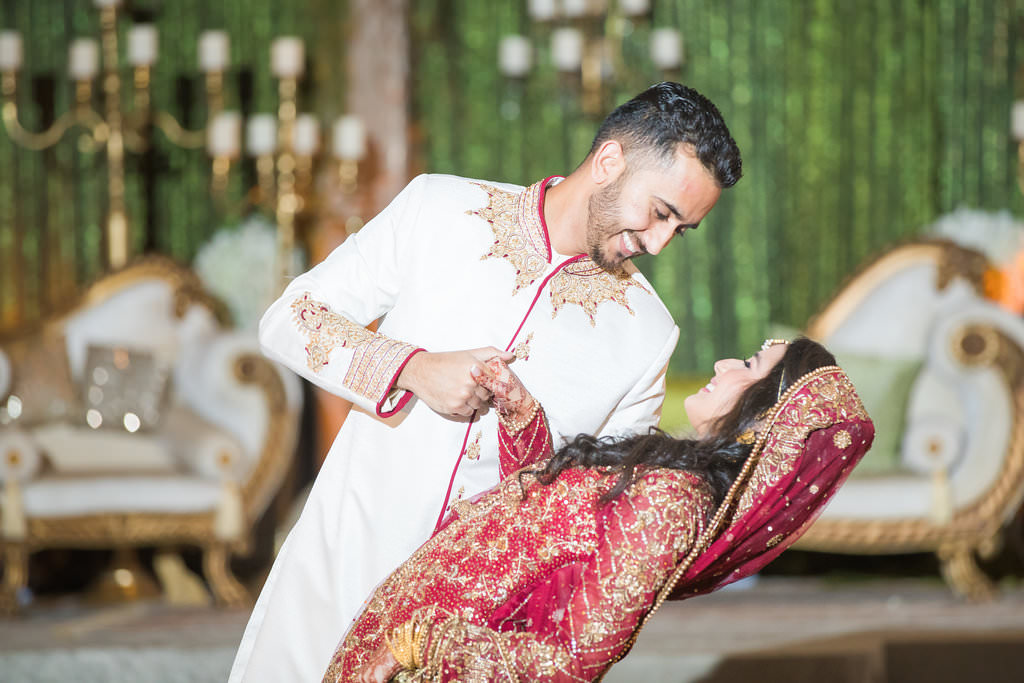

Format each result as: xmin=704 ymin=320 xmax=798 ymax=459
xmin=590 ymin=140 xmax=626 ymax=185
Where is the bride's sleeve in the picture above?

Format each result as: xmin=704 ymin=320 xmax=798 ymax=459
xmin=399 ymin=474 xmax=710 ymax=681
xmin=496 ymin=405 xmax=554 ymax=478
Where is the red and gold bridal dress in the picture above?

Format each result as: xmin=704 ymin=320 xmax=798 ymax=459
xmin=324 ymin=366 xmax=874 ymax=682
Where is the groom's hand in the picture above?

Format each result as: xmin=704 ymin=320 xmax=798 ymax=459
xmin=396 ymin=346 xmax=515 ymax=417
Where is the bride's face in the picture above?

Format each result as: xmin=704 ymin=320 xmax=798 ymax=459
xmin=684 ymin=343 xmax=787 ymax=437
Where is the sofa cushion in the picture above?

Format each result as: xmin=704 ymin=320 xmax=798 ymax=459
xmin=79 ymin=344 xmax=171 ymax=433
xmin=0 ymin=332 xmax=76 ymax=427
xmin=831 ymin=352 xmax=922 ymax=477
xmin=31 ymin=423 xmax=178 ymax=474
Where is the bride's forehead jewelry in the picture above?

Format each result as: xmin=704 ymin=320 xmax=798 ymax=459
xmin=761 ymin=338 xmax=788 ymax=351
xmin=760 ymin=338 xmax=789 ymax=400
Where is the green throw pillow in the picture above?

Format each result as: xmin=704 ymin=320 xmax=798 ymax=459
xmin=831 ymin=352 xmax=922 ymax=476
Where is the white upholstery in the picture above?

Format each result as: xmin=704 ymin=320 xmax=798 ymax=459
xmin=21 ymin=476 xmax=222 ymax=517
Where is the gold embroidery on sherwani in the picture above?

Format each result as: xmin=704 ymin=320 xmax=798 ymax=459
xmin=468 ymin=181 xmax=549 ymax=294
xmin=513 ymin=332 xmax=534 ymax=361
xmin=290 ymin=292 xmax=419 ymax=403
xmin=466 ymin=180 xmax=650 ymax=326
xmin=549 ymin=259 xmax=648 ymax=327
xmin=466 ymin=430 xmax=482 ymax=461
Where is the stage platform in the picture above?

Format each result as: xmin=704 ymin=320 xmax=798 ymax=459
xmin=1 ymin=576 xmax=1023 ymax=682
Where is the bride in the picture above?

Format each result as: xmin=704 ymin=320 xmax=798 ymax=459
xmin=325 ymin=337 xmax=873 ymax=682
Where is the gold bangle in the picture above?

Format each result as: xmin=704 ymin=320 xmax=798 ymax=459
xmin=385 ymin=621 xmax=422 ymax=670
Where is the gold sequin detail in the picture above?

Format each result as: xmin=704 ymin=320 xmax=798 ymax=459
xmin=833 ymin=430 xmax=852 ymax=449
xmin=513 ymin=332 xmax=534 ymax=362
xmin=466 ymin=180 xmax=650 ymax=325
xmin=468 ymin=182 xmax=548 ymax=294
xmin=465 ymin=431 xmax=482 ymax=461
xmin=548 ymin=259 xmax=648 ymax=327
xmin=290 ymin=293 xmax=419 ymax=402
xmin=734 ymin=369 xmax=869 ymax=519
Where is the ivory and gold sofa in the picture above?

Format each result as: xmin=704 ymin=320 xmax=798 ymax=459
xmin=0 ymin=257 xmax=302 ymax=612
xmin=792 ymin=240 xmax=1024 ymax=599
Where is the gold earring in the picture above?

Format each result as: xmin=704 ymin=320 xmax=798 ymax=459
xmin=737 ymin=429 xmax=756 ymax=445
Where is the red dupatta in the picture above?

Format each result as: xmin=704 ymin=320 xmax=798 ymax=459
xmin=619 ymin=366 xmax=874 ymax=659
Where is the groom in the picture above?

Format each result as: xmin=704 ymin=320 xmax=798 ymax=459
xmin=230 ymin=82 xmax=742 ymax=682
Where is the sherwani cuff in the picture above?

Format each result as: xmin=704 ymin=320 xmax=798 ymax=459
xmin=377 ymin=347 xmax=425 ymax=418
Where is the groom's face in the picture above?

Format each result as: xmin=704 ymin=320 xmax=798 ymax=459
xmin=585 ymin=147 xmax=721 ymax=271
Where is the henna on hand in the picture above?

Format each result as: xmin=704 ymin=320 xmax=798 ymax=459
xmin=474 ymin=357 xmax=537 ymax=424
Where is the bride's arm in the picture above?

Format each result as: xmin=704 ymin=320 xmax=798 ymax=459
xmin=473 ymin=358 xmax=554 ymax=477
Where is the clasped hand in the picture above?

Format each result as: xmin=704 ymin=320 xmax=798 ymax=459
xmin=395 ymin=346 xmax=514 ymax=417
xmin=395 ymin=347 xmax=535 ymax=420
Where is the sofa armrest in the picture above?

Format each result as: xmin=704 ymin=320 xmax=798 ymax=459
xmin=0 ymin=429 xmax=42 ymax=484
xmin=910 ymin=298 xmax=1022 ymax=510
xmin=172 ymin=330 xmax=301 ymax=471
xmin=159 ymin=406 xmax=247 ymax=482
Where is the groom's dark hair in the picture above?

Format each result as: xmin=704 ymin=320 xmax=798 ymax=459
xmin=589 ymin=82 xmax=742 ymax=188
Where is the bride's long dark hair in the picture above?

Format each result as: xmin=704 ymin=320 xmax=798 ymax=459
xmin=530 ymin=338 xmax=836 ymax=506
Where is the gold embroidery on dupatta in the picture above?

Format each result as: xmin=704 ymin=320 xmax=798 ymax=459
xmin=549 ymin=259 xmax=648 ymax=327
xmin=734 ymin=371 xmax=868 ymax=517
xmin=468 ymin=181 xmax=549 ymax=294
xmin=290 ymin=292 xmax=419 ymax=402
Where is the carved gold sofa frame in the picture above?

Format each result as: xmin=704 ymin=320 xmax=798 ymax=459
xmin=0 ymin=257 xmax=301 ymax=612
xmin=793 ymin=240 xmax=1024 ymax=600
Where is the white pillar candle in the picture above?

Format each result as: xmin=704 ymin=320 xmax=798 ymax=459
xmin=650 ymin=27 xmax=683 ymax=70
xmin=0 ymin=31 xmax=22 ymax=72
xmin=207 ymin=110 xmax=242 ymax=158
xmin=332 ymin=115 xmax=366 ymax=161
xmin=68 ymin=39 xmax=100 ymax=80
xmin=271 ymin=37 xmax=304 ymax=79
xmin=551 ymin=28 xmax=583 ymax=72
xmin=127 ymin=24 xmax=158 ymax=66
xmin=562 ymin=0 xmax=589 ymax=18
xmin=198 ymin=30 xmax=230 ymax=73
xmin=93 ymin=0 xmax=122 ymax=7
xmin=498 ymin=35 xmax=532 ymax=78
xmin=527 ymin=0 xmax=557 ymax=21
xmin=619 ymin=0 xmax=650 ymax=16
xmin=246 ymin=114 xmax=277 ymax=156
xmin=293 ymin=114 xmax=320 ymax=156
xmin=1013 ymin=101 xmax=1024 ymax=141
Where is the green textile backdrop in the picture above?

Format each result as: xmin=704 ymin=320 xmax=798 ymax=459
xmin=2 ymin=0 xmax=1021 ymax=375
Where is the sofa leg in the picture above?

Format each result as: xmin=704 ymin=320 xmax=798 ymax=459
xmin=938 ymin=543 xmax=997 ymax=601
xmin=1 ymin=544 xmax=28 ymax=615
xmin=203 ymin=543 xmax=249 ymax=608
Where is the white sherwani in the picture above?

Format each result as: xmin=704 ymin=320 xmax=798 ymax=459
xmin=229 ymin=174 xmax=679 ymax=682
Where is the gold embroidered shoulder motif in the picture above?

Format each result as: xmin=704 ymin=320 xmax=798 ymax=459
xmin=466 ymin=179 xmax=651 ymax=325
xmin=467 ymin=182 xmax=549 ymax=294
xmin=549 ymin=259 xmax=648 ymax=327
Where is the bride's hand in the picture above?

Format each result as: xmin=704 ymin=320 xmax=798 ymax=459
xmin=356 ymin=645 xmax=402 ymax=683
xmin=471 ymin=357 xmax=537 ymax=424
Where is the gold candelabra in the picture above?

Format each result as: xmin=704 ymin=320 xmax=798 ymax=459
xmin=501 ymin=0 xmax=683 ymax=116
xmin=245 ymin=37 xmax=368 ymax=289
xmin=0 ymin=7 xmax=368 ymax=290
xmin=0 ymin=0 xmax=229 ymax=270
